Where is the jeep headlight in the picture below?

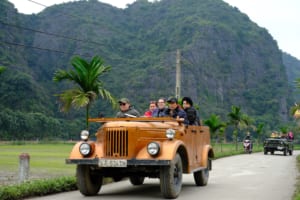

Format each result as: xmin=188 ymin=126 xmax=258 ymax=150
xmin=166 ymin=129 xmax=176 ymax=140
xmin=80 ymin=130 xmax=89 ymax=141
xmin=147 ymin=142 xmax=160 ymax=156
xmin=79 ymin=143 xmax=91 ymax=156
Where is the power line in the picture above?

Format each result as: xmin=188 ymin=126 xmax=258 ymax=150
xmin=1 ymin=0 xmax=143 ymax=53
xmin=0 ymin=40 xmax=91 ymax=57
xmin=0 ymin=20 xmax=106 ymax=47
xmin=2 ymin=0 xmax=241 ymax=59
xmin=28 ymin=0 xmax=47 ymax=8
xmin=26 ymin=0 xmax=139 ymax=40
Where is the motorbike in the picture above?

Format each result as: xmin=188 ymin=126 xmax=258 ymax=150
xmin=243 ymin=139 xmax=252 ymax=154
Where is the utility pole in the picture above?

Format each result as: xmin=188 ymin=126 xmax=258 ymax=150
xmin=175 ymin=49 xmax=181 ymax=99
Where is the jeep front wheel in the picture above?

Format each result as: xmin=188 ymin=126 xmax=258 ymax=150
xmin=129 ymin=176 xmax=145 ymax=185
xmin=76 ymin=165 xmax=103 ymax=196
xmin=160 ymin=153 xmax=182 ymax=199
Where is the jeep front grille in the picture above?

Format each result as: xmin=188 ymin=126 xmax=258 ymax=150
xmin=105 ymin=128 xmax=128 ymax=157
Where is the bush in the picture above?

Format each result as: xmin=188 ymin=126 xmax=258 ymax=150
xmin=0 ymin=176 xmax=77 ymax=200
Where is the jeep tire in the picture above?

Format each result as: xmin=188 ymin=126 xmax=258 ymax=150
xmin=129 ymin=176 xmax=145 ymax=185
xmin=193 ymin=160 xmax=209 ymax=186
xmin=76 ymin=165 xmax=102 ymax=196
xmin=283 ymin=148 xmax=287 ymax=156
xmin=160 ymin=153 xmax=182 ymax=199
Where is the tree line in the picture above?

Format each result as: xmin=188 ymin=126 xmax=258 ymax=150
xmin=1 ymin=58 xmax=299 ymax=142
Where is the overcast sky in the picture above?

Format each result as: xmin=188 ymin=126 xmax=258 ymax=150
xmin=7 ymin=0 xmax=300 ymax=60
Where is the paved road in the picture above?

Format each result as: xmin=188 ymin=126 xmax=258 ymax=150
xmin=26 ymin=151 xmax=299 ymax=200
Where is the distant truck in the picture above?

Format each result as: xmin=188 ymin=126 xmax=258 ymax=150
xmin=66 ymin=117 xmax=214 ymax=199
xmin=263 ymin=137 xmax=293 ymax=156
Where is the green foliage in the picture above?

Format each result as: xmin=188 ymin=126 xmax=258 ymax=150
xmin=227 ymin=105 xmax=252 ymax=149
xmin=0 ymin=108 xmax=84 ymax=140
xmin=204 ymin=114 xmax=226 ymax=142
xmin=0 ymin=176 xmax=77 ymax=200
xmin=53 ymin=56 xmax=116 ymax=129
xmin=0 ymin=0 xmax=297 ymax=140
xmin=0 ymin=66 xmax=6 ymax=74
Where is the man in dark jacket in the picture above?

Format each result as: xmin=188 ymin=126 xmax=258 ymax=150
xmin=182 ymin=96 xmax=200 ymax=125
xmin=116 ymin=98 xmax=140 ymax=118
xmin=152 ymin=97 xmax=168 ymax=117
xmin=165 ymin=97 xmax=188 ymax=124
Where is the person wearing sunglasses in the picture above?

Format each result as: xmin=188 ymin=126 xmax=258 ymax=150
xmin=116 ymin=98 xmax=141 ymax=118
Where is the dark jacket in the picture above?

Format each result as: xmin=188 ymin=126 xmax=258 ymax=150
xmin=152 ymin=107 xmax=168 ymax=117
xmin=184 ymin=107 xmax=200 ymax=125
xmin=116 ymin=106 xmax=141 ymax=118
xmin=165 ymin=106 xmax=188 ymax=124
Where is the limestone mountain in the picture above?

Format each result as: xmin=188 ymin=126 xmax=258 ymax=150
xmin=0 ymin=0 xmax=297 ymax=139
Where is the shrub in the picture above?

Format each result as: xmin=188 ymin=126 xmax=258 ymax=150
xmin=0 ymin=176 xmax=77 ymax=200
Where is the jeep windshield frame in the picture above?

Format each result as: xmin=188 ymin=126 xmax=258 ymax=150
xmin=89 ymin=117 xmax=180 ymax=123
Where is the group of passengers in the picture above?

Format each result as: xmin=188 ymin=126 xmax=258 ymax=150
xmin=115 ymin=96 xmax=200 ymax=125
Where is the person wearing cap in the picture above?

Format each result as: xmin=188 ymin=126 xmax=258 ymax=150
xmin=182 ymin=96 xmax=200 ymax=125
xmin=152 ymin=97 xmax=168 ymax=117
xmin=116 ymin=98 xmax=141 ymax=118
xmin=165 ymin=97 xmax=188 ymax=124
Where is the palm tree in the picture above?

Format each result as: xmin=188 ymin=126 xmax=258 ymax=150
xmin=256 ymin=123 xmax=264 ymax=144
xmin=204 ymin=114 xmax=226 ymax=143
xmin=227 ymin=105 xmax=248 ymax=150
xmin=53 ymin=56 xmax=115 ymax=129
xmin=204 ymin=114 xmax=227 ymax=152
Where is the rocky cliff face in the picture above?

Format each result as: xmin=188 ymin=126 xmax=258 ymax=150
xmin=0 ymin=0 xmax=294 ymax=129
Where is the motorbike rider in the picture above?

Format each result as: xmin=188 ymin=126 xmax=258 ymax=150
xmin=243 ymin=132 xmax=253 ymax=152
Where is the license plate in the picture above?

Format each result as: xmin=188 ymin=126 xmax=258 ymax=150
xmin=98 ymin=159 xmax=127 ymax=167
xmin=277 ymin=146 xmax=283 ymax=150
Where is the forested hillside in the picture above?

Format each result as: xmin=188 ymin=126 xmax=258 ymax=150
xmin=0 ymin=0 xmax=299 ymax=140
xmin=283 ymin=53 xmax=300 ymax=100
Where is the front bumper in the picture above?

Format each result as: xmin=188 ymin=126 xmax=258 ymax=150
xmin=264 ymin=146 xmax=285 ymax=151
xmin=66 ymin=158 xmax=170 ymax=166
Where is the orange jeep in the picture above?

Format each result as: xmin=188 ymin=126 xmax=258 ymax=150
xmin=66 ymin=117 xmax=214 ymax=199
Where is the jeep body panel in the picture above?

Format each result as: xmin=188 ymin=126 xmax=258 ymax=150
xmin=66 ymin=117 xmax=214 ymax=198
xmin=67 ymin=118 xmax=213 ymax=172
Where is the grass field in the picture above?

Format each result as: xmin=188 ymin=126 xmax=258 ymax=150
xmin=0 ymin=142 xmax=76 ymax=185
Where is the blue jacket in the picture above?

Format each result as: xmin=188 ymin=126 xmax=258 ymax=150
xmin=152 ymin=108 xmax=168 ymax=117
xmin=165 ymin=107 xmax=188 ymax=124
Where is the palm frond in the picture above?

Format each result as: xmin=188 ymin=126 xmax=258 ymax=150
xmin=53 ymin=69 xmax=71 ymax=82
xmin=55 ymin=89 xmax=78 ymax=112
